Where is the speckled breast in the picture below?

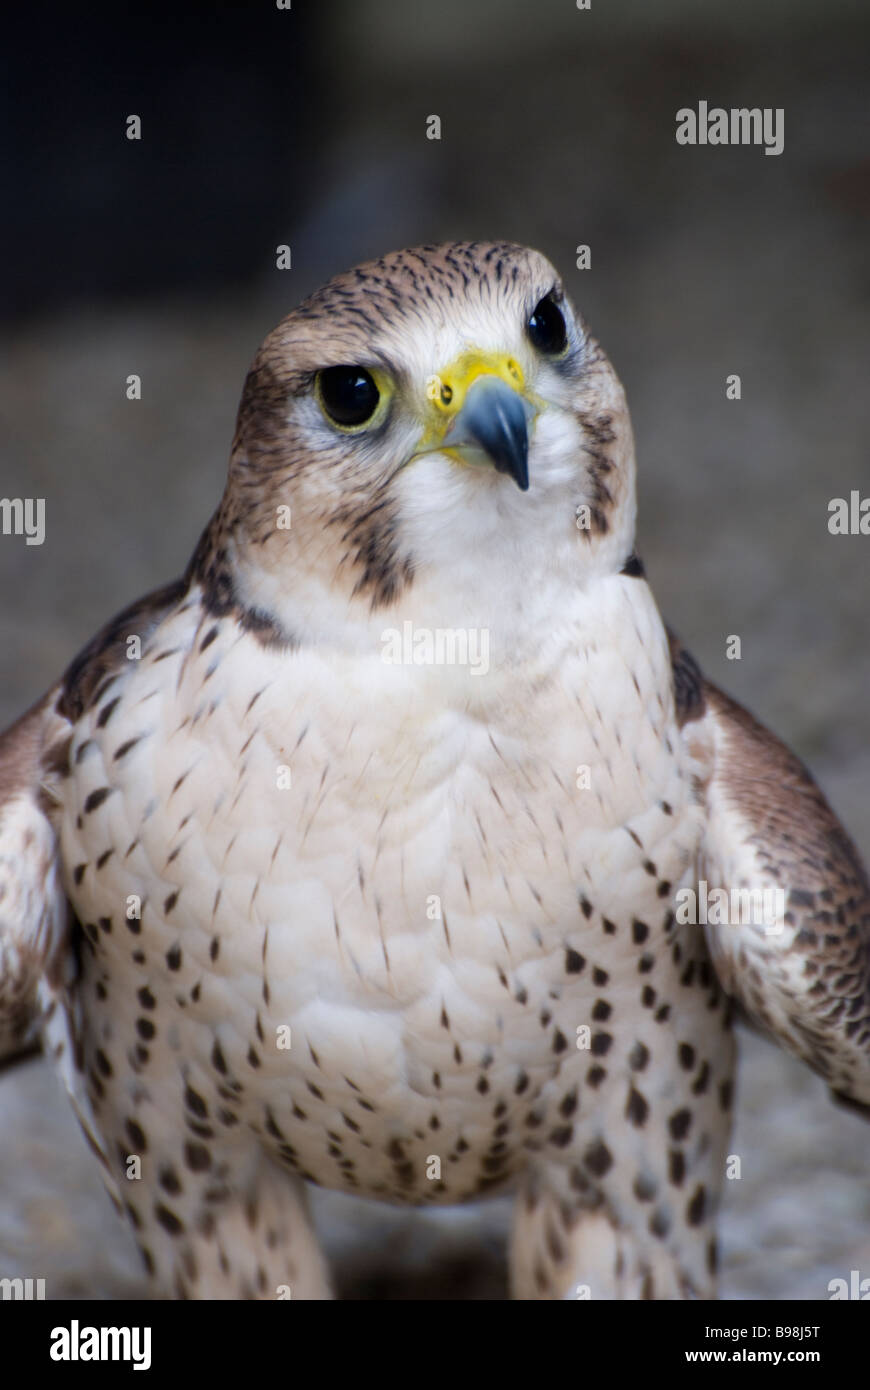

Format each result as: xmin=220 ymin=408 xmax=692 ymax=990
xmin=57 ymin=584 xmax=712 ymax=1205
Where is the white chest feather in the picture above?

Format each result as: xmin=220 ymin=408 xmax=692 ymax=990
xmin=58 ymin=574 xmax=707 ymax=1199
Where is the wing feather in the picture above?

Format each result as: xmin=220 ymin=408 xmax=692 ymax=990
xmin=0 ymin=692 xmax=71 ymax=1063
xmin=676 ymin=653 xmax=870 ymax=1109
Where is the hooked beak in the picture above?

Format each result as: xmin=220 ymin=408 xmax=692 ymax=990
xmin=418 ymin=352 xmax=537 ymax=492
xmin=444 ymin=375 xmax=531 ymax=492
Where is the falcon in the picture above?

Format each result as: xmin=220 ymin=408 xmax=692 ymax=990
xmin=1 ymin=241 xmax=868 ymax=1300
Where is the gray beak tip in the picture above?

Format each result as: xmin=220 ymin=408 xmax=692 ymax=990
xmin=449 ymin=375 xmax=531 ymax=492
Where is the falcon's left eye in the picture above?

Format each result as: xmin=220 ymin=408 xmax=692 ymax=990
xmin=316 ymin=366 xmax=380 ymax=428
xmin=527 ymin=295 xmax=568 ymax=355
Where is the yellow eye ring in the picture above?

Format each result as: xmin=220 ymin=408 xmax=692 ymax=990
xmin=315 ymin=366 xmax=392 ymax=431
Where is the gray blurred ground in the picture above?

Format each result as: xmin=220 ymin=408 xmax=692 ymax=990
xmin=1 ymin=0 xmax=869 ymax=1299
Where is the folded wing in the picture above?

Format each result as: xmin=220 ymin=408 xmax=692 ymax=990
xmin=0 ymin=693 xmax=70 ymax=1065
xmin=672 ymin=634 xmax=870 ymax=1111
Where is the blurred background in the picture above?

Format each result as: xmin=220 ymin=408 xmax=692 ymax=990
xmin=1 ymin=0 xmax=868 ymax=1299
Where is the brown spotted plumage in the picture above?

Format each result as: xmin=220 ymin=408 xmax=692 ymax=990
xmin=0 ymin=241 xmax=867 ymax=1300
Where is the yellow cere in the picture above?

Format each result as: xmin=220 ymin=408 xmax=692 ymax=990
xmin=425 ymin=351 xmax=524 ymax=416
xmin=414 ymin=350 xmax=540 ymax=458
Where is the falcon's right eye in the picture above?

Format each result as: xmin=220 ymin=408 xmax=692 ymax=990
xmin=316 ymin=366 xmax=380 ymax=428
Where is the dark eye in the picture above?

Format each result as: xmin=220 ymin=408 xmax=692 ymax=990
xmin=317 ymin=366 xmax=380 ymax=426
xmin=527 ymin=295 xmax=567 ymax=355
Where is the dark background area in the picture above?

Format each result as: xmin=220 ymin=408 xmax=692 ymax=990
xmin=1 ymin=0 xmax=869 ymax=1299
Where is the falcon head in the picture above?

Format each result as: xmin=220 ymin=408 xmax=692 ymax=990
xmin=201 ymin=242 xmax=637 ymax=645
